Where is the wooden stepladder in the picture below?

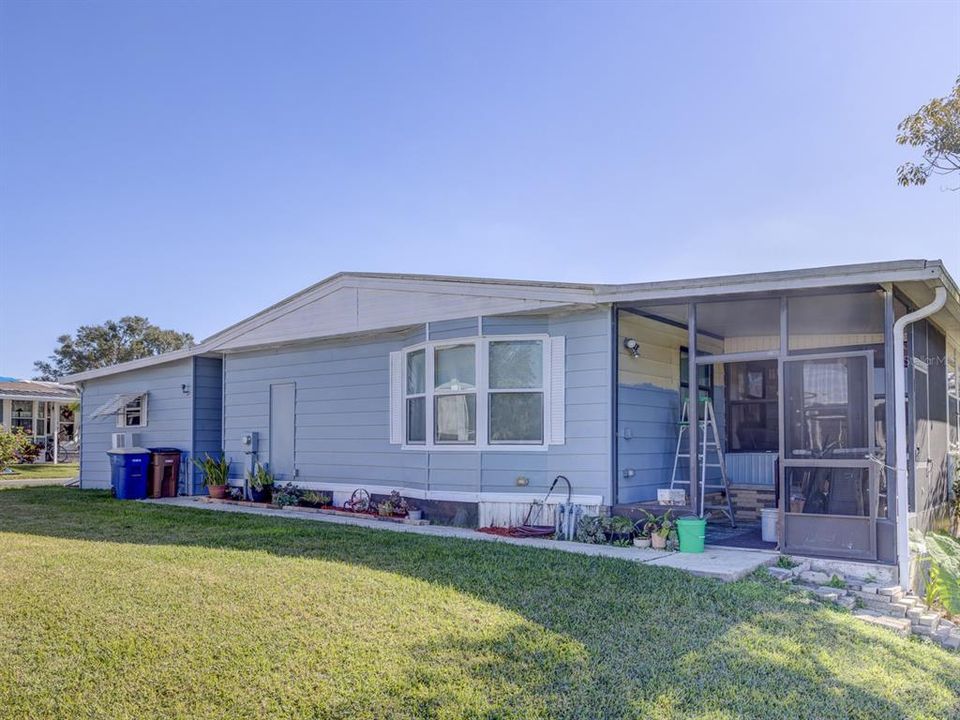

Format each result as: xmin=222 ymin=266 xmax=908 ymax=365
xmin=669 ymin=396 xmax=736 ymax=527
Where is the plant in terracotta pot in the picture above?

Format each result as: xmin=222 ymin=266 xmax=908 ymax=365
xmin=246 ymin=463 xmax=275 ymax=503
xmin=192 ymin=454 xmax=230 ymax=499
xmin=651 ymin=510 xmax=674 ymax=550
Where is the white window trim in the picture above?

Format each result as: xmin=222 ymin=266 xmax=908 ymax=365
xmin=401 ymin=334 xmax=551 ymax=452
xmin=116 ymin=394 xmax=148 ymax=429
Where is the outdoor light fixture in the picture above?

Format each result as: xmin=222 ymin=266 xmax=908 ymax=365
xmin=623 ymin=337 xmax=641 ymax=358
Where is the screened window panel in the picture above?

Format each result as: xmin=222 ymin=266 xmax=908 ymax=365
xmin=434 ymin=345 xmax=476 ymax=391
xmin=695 ymin=298 xmax=781 ymax=353
xmin=489 ymin=340 xmax=542 ymax=389
xmin=788 ymin=292 xmax=884 ymax=351
xmin=784 ymin=356 xmax=869 ymax=459
xmin=787 ymin=467 xmax=870 ymax=517
xmin=489 ymin=392 xmax=543 ymax=443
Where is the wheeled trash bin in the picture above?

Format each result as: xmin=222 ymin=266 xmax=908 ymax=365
xmin=107 ymin=448 xmax=151 ymax=500
xmin=148 ymin=448 xmax=182 ymax=498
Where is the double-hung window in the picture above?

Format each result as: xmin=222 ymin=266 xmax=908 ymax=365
xmin=392 ymin=335 xmax=563 ymax=450
xmin=433 ymin=343 xmax=477 ymax=444
xmin=488 ymin=340 xmax=544 ymax=444
xmin=117 ymin=395 xmax=147 ymax=428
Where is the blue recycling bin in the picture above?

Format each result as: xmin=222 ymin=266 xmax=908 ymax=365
xmin=107 ymin=449 xmax=151 ymax=500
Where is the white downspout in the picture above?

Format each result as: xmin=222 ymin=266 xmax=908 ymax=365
xmin=894 ymin=285 xmax=946 ymax=589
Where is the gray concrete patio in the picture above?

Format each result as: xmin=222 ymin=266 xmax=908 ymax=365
xmin=145 ymin=497 xmax=778 ymax=582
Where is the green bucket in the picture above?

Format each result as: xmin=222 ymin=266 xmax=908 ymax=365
xmin=676 ymin=517 xmax=706 ymax=554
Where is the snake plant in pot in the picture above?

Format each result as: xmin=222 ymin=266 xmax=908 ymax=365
xmin=246 ymin=462 xmax=276 ymax=503
xmin=192 ymin=454 xmax=231 ymax=499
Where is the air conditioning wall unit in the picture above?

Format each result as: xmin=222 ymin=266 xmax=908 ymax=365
xmin=111 ymin=433 xmax=141 ymax=449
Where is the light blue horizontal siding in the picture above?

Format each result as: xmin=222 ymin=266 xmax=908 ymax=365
xmin=482 ymin=315 xmax=549 ymax=335
xmin=221 ymin=309 xmax=613 ymax=503
xmin=429 ymin=317 xmax=478 ymax=340
xmin=79 ymin=359 xmax=194 ymax=489
xmin=617 ymin=382 xmax=725 ymax=503
xmin=617 ymin=384 xmax=680 ymax=503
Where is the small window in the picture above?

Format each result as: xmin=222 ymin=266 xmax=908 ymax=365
xmin=11 ymin=400 xmax=33 ymax=433
xmin=118 ymin=395 xmax=148 ymax=428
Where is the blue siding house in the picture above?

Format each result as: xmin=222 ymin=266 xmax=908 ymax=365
xmin=63 ymin=261 xmax=960 ymax=585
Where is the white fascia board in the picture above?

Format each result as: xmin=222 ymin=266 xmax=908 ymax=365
xmin=596 ymin=261 xmax=945 ymax=304
xmin=59 ymin=347 xmax=202 ymax=384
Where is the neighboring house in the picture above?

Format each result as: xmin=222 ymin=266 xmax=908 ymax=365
xmin=62 ymin=260 xmax=960 ymax=585
xmin=0 ymin=378 xmax=79 ymax=463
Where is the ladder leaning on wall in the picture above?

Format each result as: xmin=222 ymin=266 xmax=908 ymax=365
xmin=669 ymin=396 xmax=736 ymax=527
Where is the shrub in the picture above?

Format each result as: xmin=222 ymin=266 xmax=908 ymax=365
xmin=575 ymin=515 xmax=606 ymax=544
xmin=0 ymin=428 xmax=32 ymax=472
xmin=924 ymin=533 xmax=960 ymax=618
xmin=273 ymin=483 xmax=302 ymax=508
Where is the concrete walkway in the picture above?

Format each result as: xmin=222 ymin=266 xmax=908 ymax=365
xmin=0 ymin=477 xmax=73 ymax=489
xmin=146 ymin=497 xmax=777 ymax=582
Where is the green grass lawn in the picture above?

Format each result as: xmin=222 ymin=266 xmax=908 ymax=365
xmin=1 ymin=488 xmax=958 ymax=720
xmin=3 ymin=462 xmax=79 ymax=479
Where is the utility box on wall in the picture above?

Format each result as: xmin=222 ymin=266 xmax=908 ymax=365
xmin=240 ymin=432 xmax=258 ymax=453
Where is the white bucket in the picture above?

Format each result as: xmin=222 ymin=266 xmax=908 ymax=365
xmin=760 ymin=507 xmax=779 ymax=543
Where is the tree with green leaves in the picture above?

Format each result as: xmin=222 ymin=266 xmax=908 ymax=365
xmin=34 ymin=316 xmax=195 ymax=381
xmin=897 ymin=76 xmax=960 ymax=189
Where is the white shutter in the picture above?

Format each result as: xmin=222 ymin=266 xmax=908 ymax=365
xmin=389 ymin=351 xmax=403 ymax=444
xmin=548 ymin=336 xmax=565 ymax=445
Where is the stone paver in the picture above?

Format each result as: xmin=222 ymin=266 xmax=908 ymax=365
xmin=853 ymin=611 xmax=912 ymax=636
xmin=145 ymin=497 xmax=778 ymax=582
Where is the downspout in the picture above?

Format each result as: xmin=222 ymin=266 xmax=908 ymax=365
xmin=894 ymin=285 xmax=946 ymax=589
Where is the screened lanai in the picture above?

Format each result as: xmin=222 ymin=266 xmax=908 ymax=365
xmin=611 ymin=282 xmax=953 ymax=563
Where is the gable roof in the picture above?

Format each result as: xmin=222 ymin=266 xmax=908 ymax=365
xmin=61 ymin=259 xmax=959 ymax=384
xmin=0 ymin=379 xmax=78 ymax=402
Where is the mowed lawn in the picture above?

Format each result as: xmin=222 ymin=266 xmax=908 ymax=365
xmin=1 ymin=489 xmax=958 ymax=720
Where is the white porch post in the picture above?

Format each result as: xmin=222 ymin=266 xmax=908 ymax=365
xmin=53 ymin=403 xmax=60 ymax=464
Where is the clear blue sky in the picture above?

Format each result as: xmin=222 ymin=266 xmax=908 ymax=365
xmin=1 ymin=1 xmax=958 ymax=379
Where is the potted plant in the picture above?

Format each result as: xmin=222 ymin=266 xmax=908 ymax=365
xmin=246 ymin=462 xmax=275 ymax=503
xmin=406 ymin=505 xmax=423 ymax=521
xmin=192 ymin=453 xmax=230 ymax=499
xmin=273 ymin=482 xmax=302 ymax=508
xmin=633 ymin=511 xmax=654 ymax=548
xmin=603 ymin=515 xmax=635 ymax=546
xmin=651 ymin=510 xmax=674 ymax=550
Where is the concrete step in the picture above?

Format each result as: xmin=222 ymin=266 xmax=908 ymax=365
xmin=915 ymin=613 xmax=941 ymax=631
xmin=877 ymin=585 xmax=903 ymax=601
xmin=853 ymin=611 xmax=912 ymax=637
xmin=880 ymin=603 xmax=908 ymax=618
